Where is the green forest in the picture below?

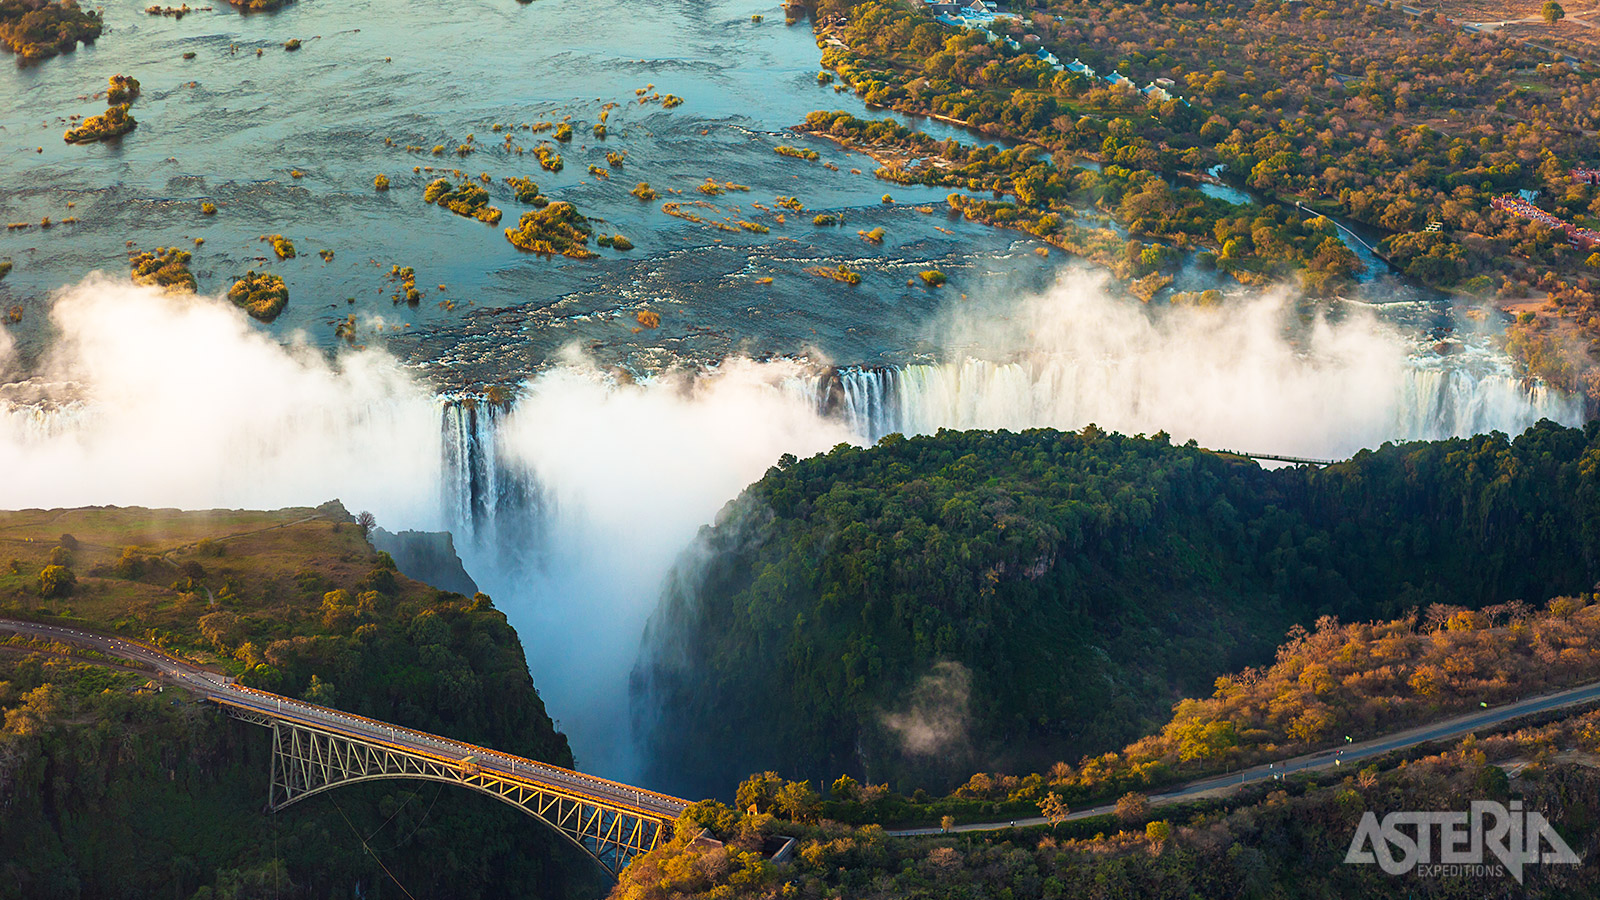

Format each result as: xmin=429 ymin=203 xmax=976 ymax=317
xmin=635 ymin=420 xmax=1600 ymax=798
xmin=0 ymin=504 xmax=601 ymax=900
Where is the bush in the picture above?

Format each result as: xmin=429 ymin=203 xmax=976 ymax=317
xmin=228 ymin=270 xmax=289 ymax=321
xmin=503 ymin=201 xmax=594 ymax=258
xmin=38 ymin=565 xmax=74 ymax=598
xmin=130 ymin=247 xmax=197 ymax=293
xmin=63 ymin=105 xmax=135 ymax=143
xmin=775 ymin=145 xmax=820 ymax=161
xmin=0 ymin=0 xmax=102 ymax=62
xmin=504 ymin=176 xmax=539 ymax=203
xmin=373 ymin=174 xmax=389 ymax=190
xmin=918 ymin=269 xmax=946 ymax=286
xmin=630 ymin=182 xmax=657 ymax=201
xmin=422 ymin=178 xmax=501 ymax=224
xmin=268 ymin=234 xmax=295 ymax=259
xmin=106 ymin=74 xmax=140 ymax=105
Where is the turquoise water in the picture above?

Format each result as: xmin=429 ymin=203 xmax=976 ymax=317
xmin=0 ymin=0 xmax=1059 ymax=384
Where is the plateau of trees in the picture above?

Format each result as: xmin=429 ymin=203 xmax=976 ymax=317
xmin=636 ymin=420 xmax=1600 ymax=798
xmin=0 ymin=504 xmax=590 ymax=899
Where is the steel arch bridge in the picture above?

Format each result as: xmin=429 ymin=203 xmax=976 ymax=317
xmin=217 ymin=695 xmax=686 ymax=875
xmin=0 ymin=617 xmax=690 ymax=876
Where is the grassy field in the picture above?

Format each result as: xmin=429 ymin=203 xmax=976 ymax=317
xmin=0 ymin=501 xmax=443 ymax=673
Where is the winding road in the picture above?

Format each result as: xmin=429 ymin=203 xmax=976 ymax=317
xmin=890 ymin=679 xmax=1600 ymax=836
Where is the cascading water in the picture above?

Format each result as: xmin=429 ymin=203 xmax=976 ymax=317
xmin=438 ymin=399 xmax=543 ymax=571
xmin=821 ymin=357 xmax=1584 ymax=456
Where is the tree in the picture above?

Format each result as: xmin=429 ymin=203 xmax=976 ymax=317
xmin=38 ymin=565 xmax=74 ymax=598
xmin=1038 ymin=792 xmax=1069 ymax=831
xmin=940 ymin=814 xmax=956 ymax=833
xmin=1542 ymin=1 xmax=1564 ymax=23
xmin=774 ymin=780 xmax=820 ymax=822
xmin=1115 ymin=792 xmax=1150 ymax=824
xmin=735 ymin=771 xmax=784 ymax=815
xmin=1145 ymin=819 xmax=1172 ymax=848
xmin=357 ymin=511 xmax=377 ymax=538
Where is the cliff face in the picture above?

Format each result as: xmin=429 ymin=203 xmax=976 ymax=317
xmin=0 ymin=505 xmax=601 ymax=900
xmin=371 ymin=527 xmax=480 ymax=597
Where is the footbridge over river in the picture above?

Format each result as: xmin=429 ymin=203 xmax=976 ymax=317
xmin=0 ymin=618 xmax=688 ymax=875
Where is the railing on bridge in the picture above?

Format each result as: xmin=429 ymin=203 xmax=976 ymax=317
xmin=1219 ymin=450 xmax=1338 ymax=467
xmin=214 ymin=690 xmax=686 ymax=875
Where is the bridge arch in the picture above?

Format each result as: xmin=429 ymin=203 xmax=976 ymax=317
xmin=257 ymin=715 xmax=673 ymax=875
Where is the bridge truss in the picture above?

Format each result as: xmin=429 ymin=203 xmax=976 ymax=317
xmin=226 ymin=707 xmax=671 ymax=875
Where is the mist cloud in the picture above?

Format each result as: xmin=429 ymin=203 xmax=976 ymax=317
xmin=881 ymin=661 xmax=973 ymax=758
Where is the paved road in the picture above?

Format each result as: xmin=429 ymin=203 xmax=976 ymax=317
xmin=890 ymin=679 xmax=1600 ymax=836
xmin=0 ymin=617 xmax=688 ymax=820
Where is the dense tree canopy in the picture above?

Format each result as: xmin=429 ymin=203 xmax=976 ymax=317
xmin=636 ymin=421 xmax=1600 ymax=797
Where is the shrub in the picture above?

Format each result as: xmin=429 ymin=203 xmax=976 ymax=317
xmin=422 ymin=178 xmax=501 ymax=224
xmin=503 ymin=201 xmax=594 ymax=258
xmin=283 ymin=38 xmax=301 ymax=50
xmin=200 ymin=201 xmax=217 ymax=214
xmin=228 ymin=270 xmax=289 ymax=321
xmin=106 ymin=74 xmax=140 ymax=105
xmin=636 ymin=310 xmax=660 ymax=328
xmin=630 ymin=182 xmax=657 ymax=201
xmin=374 ymin=173 xmax=389 ymax=190
xmin=553 ymin=123 xmax=572 ymax=142
xmin=64 ymin=105 xmax=136 ymax=143
xmin=0 ymin=0 xmax=102 ymax=62
xmin=505 ymin=176 xmax=540 ymax=203
xmin=129 ymin=247 xmax=197 ymax=293
xmin=775 ymin=145 xmax=820 ymax=161
xmin=38 ymin=565 xmax=74 ymax=598
xmin=268 ymin=234 xmax=295 ymax=259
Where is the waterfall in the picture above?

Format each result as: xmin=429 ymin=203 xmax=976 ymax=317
xmin=438 ymin=398 xmax=544 ymax=571
xmin=822 ymin=358 xmax=1585 ymax=458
